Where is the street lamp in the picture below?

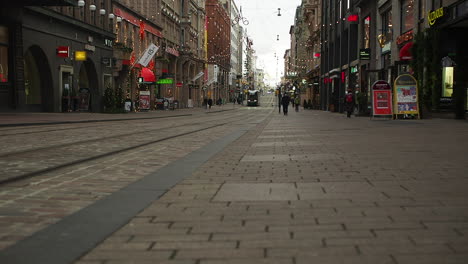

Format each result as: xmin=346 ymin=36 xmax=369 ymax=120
xmin=77 ymin=0 xmax=85 ymax=7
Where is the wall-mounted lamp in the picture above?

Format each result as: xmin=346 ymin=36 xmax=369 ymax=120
xmin=78 ymin=0 xmax=85 ymax=7
xmin=116 ymin=16 xmax=122 ymax=23
xmin=89 ymin=4 xmax=96 ymax=11
xmin=99 ymin=9 xmax=106 ymax=15
xmin=108 ymin=13 xmax=115 ymax=19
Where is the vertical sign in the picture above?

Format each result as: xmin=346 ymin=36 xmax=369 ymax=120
xmin=394 ymin=74 xmax=419 ymax=116
xmin=371 ymin=80 xmax=393 ymax=116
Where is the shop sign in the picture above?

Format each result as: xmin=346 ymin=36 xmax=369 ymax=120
xmin=382 ymin=42 xmax=391 ymax=53
xmin=84 ymin=44 xmax=96 ymax=52
xmin=428 ymin=7 xmax=445 ymax=26
xmin=75 ymin=51 xmax=87 ymax=61
xmin=139 ymin=90 xmax=151 ymax=110
xmin=157 ymin=78 xmax=174 ymax=84
xmin=394 ymin=74 xmax=419 ymax=115
xmin=359 ymin=48 xmax=370 ymax=60
xmin=57 ymin=46 xmax=69 ymax=58
xmin=101 ymin=57 xmax=112 ymax=67
xmin=396 ymin=30 xmax=413 ymax=46
xmin=104 ymin=39 xmax=113 ymax=47
xmin=165 ymin=47 xmax=179 ymax=57
xmin=371 ymin=80 xmax=393 ymax=116
xmin=176 ymin=82 xmax=183 ymax=87
xmin=347 ymin=14 xmax=359 ymax=23
xmin=350 ymin=66 xmax=358 ymax=74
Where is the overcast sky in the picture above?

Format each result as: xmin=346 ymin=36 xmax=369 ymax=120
xmin=233 ymin=0 xmax=302 ymax=86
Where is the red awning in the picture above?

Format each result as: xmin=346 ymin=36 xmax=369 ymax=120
xmin=140 ymin=67 xmax=156 ymax=83
xmin=399 ymin=42 xmax=414 ymax=61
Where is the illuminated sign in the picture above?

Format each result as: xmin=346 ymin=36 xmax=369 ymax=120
xmin=397 ymin=30 xmax=413 ymax=46
xmin=428 ymin=7 xmax=445 ymax=26
xmin=157 ymin=78 xmax=174 ymax=84
xmin=347 ymin=14 xmax=359 ymax=23
xmin=75 ymin=51 xmax=87 ymax=61
xmin=359 ymin=49 xmax=370 ymax=60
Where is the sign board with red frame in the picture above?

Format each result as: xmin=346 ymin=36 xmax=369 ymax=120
xmin=57 ymin=46 xmax=69 ymax=58
xmin=371 ymin=80 xmax=393 ymax=116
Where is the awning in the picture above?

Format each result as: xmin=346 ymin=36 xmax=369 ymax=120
xmin=399 ymin=42 xmax=414 ymax=61
xmin=140 ymin=67 xmax=156 ymax=83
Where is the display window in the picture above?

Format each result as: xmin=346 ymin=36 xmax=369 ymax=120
xmin=442 ymin=67 xmax=454 ymax=97
xmin=0 ymin=25 xmax=8 ymax=83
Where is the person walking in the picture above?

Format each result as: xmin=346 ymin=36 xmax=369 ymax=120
xmin=281 ymin=93 xmax=290 ymax=115
xmin=278 ymin=93 xmax=282 ymax=114
xmin=294 ymin=96 xmax=300 ymax=112
xmin=345 ymin=89 xmax=355 ymax=118
xmin=207 ymin=98 xmax=213 ymax=110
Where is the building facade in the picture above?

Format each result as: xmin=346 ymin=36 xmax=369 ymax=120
xmin=1 ymin=0 xmax=115 ymax=112
xmin=206 ymin=0 xmax=231 ymax=102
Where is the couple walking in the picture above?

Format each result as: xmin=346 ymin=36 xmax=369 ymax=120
xmin=280 ymin=94 xmax=300 ymax=115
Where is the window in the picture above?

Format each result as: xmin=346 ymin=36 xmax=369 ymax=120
xmin=0 ymin=25 xmax=8 ymax=83
xmin=419 ymin=0 xmax=426 ymax=20
xmin=442 ymin=67 xmax=454 ymax=97
xmin=401 ymin=0 xmax=415 ymax=33
xmin=363 ymin=16 xmax=370 ymax=49
xmin=382 ymin=9 xmax=393 ymax=41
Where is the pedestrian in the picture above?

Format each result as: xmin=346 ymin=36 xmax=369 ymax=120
xmin=345 ymin=89 xmax=355 ymax=118
xmin=281 ymin=93 xmax=290 ymax=115
xmin=294 ymin=96 xmax=300 ymax=112
xmin=207 ymin=98 xmax=213 ymax=110
xmin=278 ymin=93 xmax=282 ymax=114
xmin=203 ymin=97 xmax=208 ymax=109
xmin=163 ymin=99 xmax=169 ymax=110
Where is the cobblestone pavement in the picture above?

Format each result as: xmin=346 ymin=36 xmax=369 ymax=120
xmin=0 ymin=103 xmax=268 ymax=252
xmin=73 ymin=109 xmax=468 ymax=264
xmin=2 ymin=98 xmax=468 ymax=263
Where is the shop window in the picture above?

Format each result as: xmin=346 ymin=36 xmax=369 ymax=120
xmin=0 ymin=25 xmax=8 ymax=83
xmin=401 ymin=0 xmax=415 ymax=33
xmin=442 ymin=67 xmax=454 ymax=97
xmin=382 ymin=9 xmax=392 ymax=42
xmin=363 ymin=16 xmax=370 ymax=49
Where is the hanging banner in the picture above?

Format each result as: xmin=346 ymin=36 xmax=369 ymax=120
xmin=138 ymin=43 xmax=159 ymax=67
xmin=394 ymin=74 xmax=419 ymax=115
xmin=139 ymin=90 xmax=151 ymax=110
xmin=371 ymin=80 xmax=393 ymax=116
xmin=192 ymin=71 xmax=204 ymax=82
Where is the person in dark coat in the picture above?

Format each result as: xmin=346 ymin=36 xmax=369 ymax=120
xmin=344 ymin=89 xmax=355 ymax=118
xmin=281 ymin=93 xmax=291 ymax=115
xmin=207 ymin=98 xmax=213 ymax=110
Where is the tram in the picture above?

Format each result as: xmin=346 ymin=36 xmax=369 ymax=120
xmin=247 ymin=90 xmax=260 ymax=106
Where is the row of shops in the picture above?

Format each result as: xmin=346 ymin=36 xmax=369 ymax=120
xmin=0 ymin=2 xmax=216 ymax=113
xmin=319 ymin=0 xmax=468 ymax=118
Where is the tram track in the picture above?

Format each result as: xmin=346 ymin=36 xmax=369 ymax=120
xmin=0 ymin=108 xmax=269 ymax=186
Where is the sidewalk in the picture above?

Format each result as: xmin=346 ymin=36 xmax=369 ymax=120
xmin=2 ymin=109 xmax=468 ymax=264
